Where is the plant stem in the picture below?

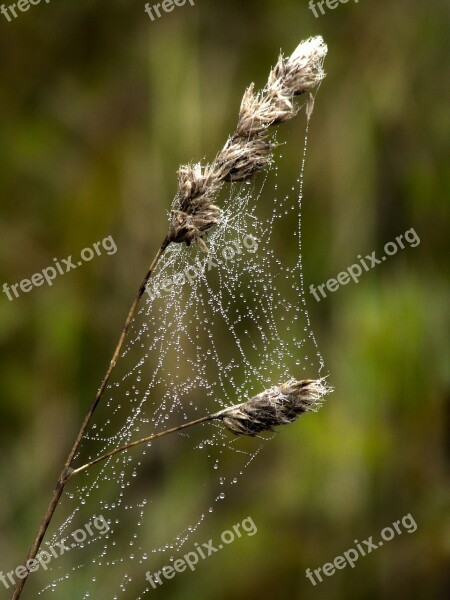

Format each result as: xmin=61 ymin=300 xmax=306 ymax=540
xmin=11 ymin=237 xmax=170 ymax=600
xmin=68 ymin=411 xmax=227 ymax=479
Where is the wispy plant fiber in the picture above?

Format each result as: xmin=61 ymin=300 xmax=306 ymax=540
xmin=168 ymin=36 xmax=328 ymax=248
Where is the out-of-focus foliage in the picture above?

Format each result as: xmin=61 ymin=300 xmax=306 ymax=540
xmin=0 ymin=0 xmax=448 ymax=598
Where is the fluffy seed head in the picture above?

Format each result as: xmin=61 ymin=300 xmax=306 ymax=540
xmin=167 ymin=36 xmax=327 ymax=248
xmin=167 ymin=163 xmax=222 ymax=249
xmin=215 ymin=136 xmax=275 ymax=182
xmin=270 ymin=36 xmax=327 ymax=97
xmin=222 ymin=378 xmax=331 ymax=436
xmin=237 ymin=36 xmax=327 ymax=136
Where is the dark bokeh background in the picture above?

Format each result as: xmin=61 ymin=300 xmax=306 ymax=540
xmin=1 ymin=0 xmax=449 ymax=599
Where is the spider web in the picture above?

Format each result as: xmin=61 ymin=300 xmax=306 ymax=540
xmin=29 ymin=102 xmax=326 ymax=600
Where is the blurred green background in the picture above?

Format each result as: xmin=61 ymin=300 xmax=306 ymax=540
xmin=0 ymin=0 xmax=449 ymax=598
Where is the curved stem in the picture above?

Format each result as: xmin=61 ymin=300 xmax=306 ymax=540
xmin=68 ymin=411 xmax=225 ymax=479
xmin=11 ymin=237 xmax=170 ymax=600
xmin=68 ymin=402 xmax=242 ymax=478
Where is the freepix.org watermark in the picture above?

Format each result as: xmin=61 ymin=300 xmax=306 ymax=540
xmin=146 ymin=233 xmax=258 ymax=301
xmin=0 ymin=0 xmax=51 ymax=22
xmin=144 ymin=0 xmax=195 ymax=22
xmin=309 ymin=227 xmax=420 ymax=302
xmin=308 ymin=0 xmax=361 ymax=19
xmin=145 ymin=516 xmax=257 ymax=589
xmin=2 ymin=235 xmax=117 ymax=301
xmin=306 ymin=512 xmax=418 ymax=586
xmin=0 ymin=515 xmax=110 ymax=590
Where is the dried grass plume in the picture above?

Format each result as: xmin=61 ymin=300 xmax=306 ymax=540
xmin=167 ymin=36 xmax=328 ymax=248
xmin=221 ymin=378 xmax=331 ymax=436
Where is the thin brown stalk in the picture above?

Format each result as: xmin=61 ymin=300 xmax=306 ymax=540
xmin=68 ymin=413 xmax=220 ymax=479
xmin=12 ymin=237 xmax=169 ymax=600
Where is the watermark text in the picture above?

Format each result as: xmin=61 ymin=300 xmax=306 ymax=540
xmin=306 ymin=512 xmax=418 ymax=585
xmin=145 ymin=516 xmax=257 ymax=589
xmin=2 ymin=235 xmax=117 ymax=301
xmin=0 ymin=515 xmax=110 ymax=590
xmin=309 ymin=227 xmax=420 ymax=302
